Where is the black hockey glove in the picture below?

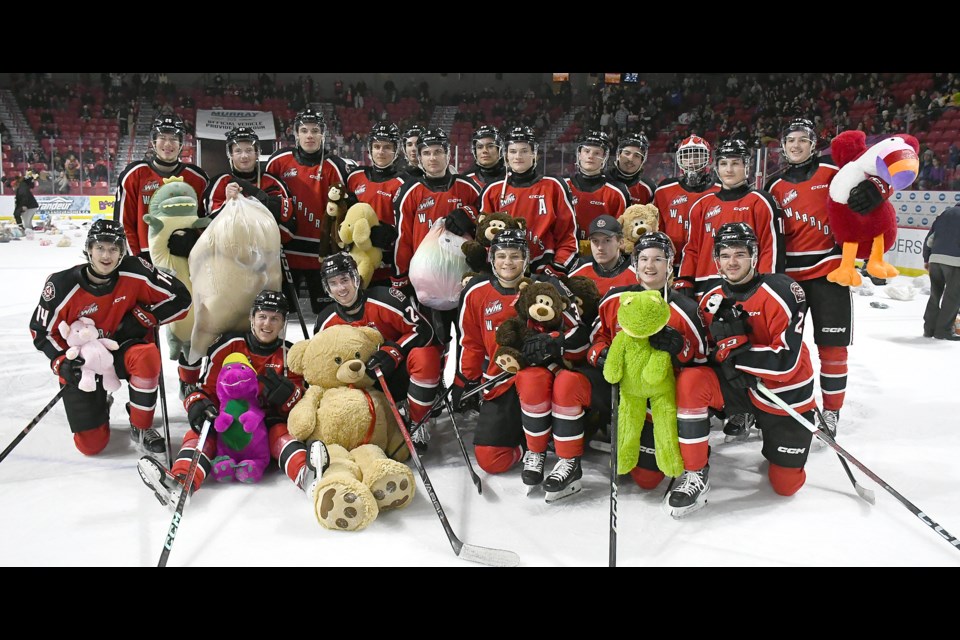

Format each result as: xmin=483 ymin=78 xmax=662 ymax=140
xmin=113 ymin=305 xmax=158 ymax=343
xmin=365 ymin=344 xmax=403 ymax=380
xmin=451 ymin=378 xmax=481 ymax=413
xmin=257 ymin=369 xmax=302 ymax=411
xmin=167 ymin=228 xmax=200 ymax=258
xmin=847 ymin=176 xmax=891 ymax=215
xmin=521 ymin=332 xmax=564 ymax=367
xmin=591 ymin=346 xmax=609 ymax=369
xmin=721 ymin=359 xmax=757 ymax=390
xmin=672 ymin=278 xmax=695 ymax=298
xmin=648 ymin=324 xmax=685 ymax=356
xmin=444 ymin=206 xmax=477 ymax=237
xmin=52 ymin=354 xmax=85 ymax=387
xmin=232 ymin=177 xmax=269 ymax=204
xmin=186 ymin=396 xmax=218 ymax=434
xmin=369 ymin=223 xmax=399 ymax=250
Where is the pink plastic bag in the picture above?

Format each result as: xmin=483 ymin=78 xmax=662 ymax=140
xmin=409 ymin=220 xmax=469 ymax=310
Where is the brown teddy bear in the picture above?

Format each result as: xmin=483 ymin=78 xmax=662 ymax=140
xmin=618 ymin=204 xmax=660 ymax=254
xmin=324 ymin=182 xmax=350 ymax=257
xmin=286 ymin=324 xmax=415 ymax=531
xmin=562 ymin=275 xmax=602 ymax=326
xmin=461 ymin=212 xmax=526 ymax=278
xmin=494 ymin=279 xmax=571 ymax=374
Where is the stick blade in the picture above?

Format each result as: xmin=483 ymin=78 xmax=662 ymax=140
xmin=457 ymin=543 xmax=520 ymax=567
xmin=855 ymin=482 xmax=877 ymax=505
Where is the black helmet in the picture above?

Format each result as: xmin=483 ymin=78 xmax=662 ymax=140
xmin=781 ymin=117 xmax=817 ymax=147
xmin=577 ymin=130 xmax=612 ymax=174
xmin=489 ymin=228 xmax=528 ymax=259
xmin=152 ymin=114 xmax=185 ymax=143
xmin=632 ymin=231 xmax=675 ymax=266
xmin=320 ymin=252 xmax=361 ymax=295
xmin=471 ymin=125 xmax=503 ymax=159
xmin=294 ymin=107 xmax=325 ymax=131
xmin=503 ymin=126 xmax=539 ymax=154
xmin=616 ymin=131 xmax=649 ymax=157
xmin=712 ymin=222 xmax=758 ymax=259
xmin=715 ymin=138 xmax=751 ymax=165
xmin=416 ymin=127 xmax=450 ymax=153
xmin=367 ymin=121 xmax=401 ymax=166
xmin=251 ymin=289 xmax=289 ymax=316
xmin=84 ymin=219 xmax=126 ymax=268
xmin=226 ymin=126 xmax=260 ymax=151
xmin=403 ymin=124 xmax=425 ymax=143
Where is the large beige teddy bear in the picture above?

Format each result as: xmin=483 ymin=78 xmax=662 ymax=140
xmin=286 ymin=324 xmax=415 ymax=531
xmin=337 ymin=202 xmax=382 ymax=289
xmin=618 ymin=204 xmax=661 ymax=254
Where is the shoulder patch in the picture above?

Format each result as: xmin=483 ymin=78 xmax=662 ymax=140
xmin=790 ymin=281 xmax=805 ymax=303
xmin=139 ymin=256 xmax=155 ymax=272
xmin=388 ymin=287 xmax=406 ymax=302
xmin=42 ymin=281 xmax=56 ymax=302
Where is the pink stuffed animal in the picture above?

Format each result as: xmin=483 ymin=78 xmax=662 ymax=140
xmin=58 ymin=318 xmax=121 ymax=393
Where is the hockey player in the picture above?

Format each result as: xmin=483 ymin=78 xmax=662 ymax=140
xmin=606 ymin=131 xmax=657 ymax=206
xmin=676 ymin=138 xmax=784 ymax=299
xmin=313 ymin=253 xmax=441 ymax=448
xmin=113 ymin=113 xmax=209 ymax=264
xmin=462 ymin=125 xmax=506 ymax=192
xmin=564 ymin=130 xmax=631 ymax=241
xmin=669 ymin=222 xmax=816 ymax=515
xmin=653 ymin=135 xmax=720 ymax=272
xmin=138 ymin=290 xmax=328 ymax=508
xmin=398 ymin=124 xmax=426 ymax=180
xmin=479 ymin=125 xmax=579 ymax=275
xmin=567 ymin=215 xmax=637 ymax=296
xmin=393 ymin=127 xmax=480 ymax=344
xmin=547 ymin=232 xmax=707 ymax=499
xmin=265 ymin=107 xmax=356 ymax=313
xmin=452 ymin=229 xmax=533 ymax=474
xmin=345 ymin=121 xmax=405 ymax=286
xmin=764 ymin=118 xmax=849 ymax=440
xmin=29 ymin=219 xmax=192 ymax=456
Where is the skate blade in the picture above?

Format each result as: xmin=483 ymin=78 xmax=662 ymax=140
xmin=544 ymin=480 xmax=582 ymax=504
xmin=525 ymin=484 xmax=540 ymax=496
xmin=137 ymin=459 xmax=174 ymax=508
xmin=662 ymin=488 xmax=710 ymax=519
xmin=588 ymin=440 xmax=612 ymax=453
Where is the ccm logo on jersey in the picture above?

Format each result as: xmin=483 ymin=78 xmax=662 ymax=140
xmin=733 ymin=206 xmax=750 ymax=211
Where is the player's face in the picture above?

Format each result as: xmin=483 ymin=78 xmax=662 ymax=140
xmin=578 ymin=145 xmax=606 ymax=175
xmin=474 ymin=138 xmax=501 ymax=168
xmin=635 ymin=248 xmax=669 ymax=290
xmin=88 ymin=242 xmax=122 ymax=276
xmin=717 ymin=245 xmax=754 ymax=284
xmin=153 ymin=133 xmax=182 ymax=163
xmin=419 ymin=145 xmax=448 ymax=178
xmin=251 ymin=310 xmax=285 ymax=343
xmin=506 ymin=143 xmax=535 ymax=173
xmin=493 ymin=248 xmax=526 ymax=282
xmin=782 ymin=132 xmax=814 ymax=164
xmin=617 ymin=145 xmax=645 ymax=174
xmin=590 ymin=233 xmax=623 ymax=269
xmin=327 ymin=273 xmax=359 ymax=307
xmin=296 ymin=124 xmax=324 ymax=154
xmin=716 ymin=157 xmax=747 ymax=188
xmin=405 ymin=137 xmax=420 ymax=166
xmin=229 ymin=141 xmax=258 ymax=172
xmin=370 ymin=140 xmax=397 ymax=169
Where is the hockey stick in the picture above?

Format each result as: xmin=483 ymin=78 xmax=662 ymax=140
xmin=157 ymin=412 xmax=214 ymax=568
xmin=813 ymin=406 xmax=875 ymax=504
xmin=279 ymin=250 xmax=310 ymax=340
xmin=440 ymin=379 xmax=482 ymax=494
xmin=609 ymin=383 xmax=619 ymax=568
xmin=154 ymin=330 xmax=173 ymax=469
xmin=0 ymin=387 xmax=67 ymax=465
xmin=374 ymin=367 xmax=520 ymax=567
xmin=756 ymin=382 xmax=960 ymax=554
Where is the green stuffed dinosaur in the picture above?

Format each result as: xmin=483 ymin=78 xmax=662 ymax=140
xmin=602 ymin=289 xmax=683 ymax=478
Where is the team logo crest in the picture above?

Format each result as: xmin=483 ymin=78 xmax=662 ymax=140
xmin=781 ymin=189 xmax=798 ymax=206
xmin=705 ymin=205 xmax=722 ymax=220
xmin=283 ymin=168 xmax=298 ymax=179
xmin=355 ymin=184 xmax=367 ymax=195
xmin=42 ymin=281 xmax=56 ymax=302
xmin=139 ymin=256 xmax=155 ymax=271
xmin=388 ymin=288 xmax=406 ymax=302
xmin=78 ymin=303 xmax=100 ymax=318
xmin=671 ymin=195 xmax=688 ymax=206
xmin=484 ymin=300 xmax=503 ymax=316
xmin=571 ymin=196 xmax=579 ymax=206
xmin=417 ymin=196 xmax=436 ymax=212
xmin=790 ymin=281 xmax=806 ymax=303
xmin=500 ymin=193 xmax=516 ymax=207
xmin=595 ymin=218 xmax=606 ymax=228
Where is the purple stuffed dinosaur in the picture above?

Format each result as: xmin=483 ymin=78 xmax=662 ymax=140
xmin=211 ymin=352 xmax=270 ymax=483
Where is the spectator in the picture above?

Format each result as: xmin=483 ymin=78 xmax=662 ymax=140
xmin=922 ymin=206 xmax=960 ymax=341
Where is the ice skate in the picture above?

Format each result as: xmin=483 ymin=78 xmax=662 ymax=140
xmin=543 ymin=457 xmax=582 ymax=504
xmin=664 ymin=465 xmax=710 ymax=519
xmin=521 ymin=449 xmax=546 ymax=494
xmin=723 ymin=413 xmax=757 ymax=443
xmin=137 ymin=456 xmax=185 ymax=511
xmin=814 ymin=409 xmax=839 ymax=449
xmin=296 ymin=440 xmax=330 ymax=500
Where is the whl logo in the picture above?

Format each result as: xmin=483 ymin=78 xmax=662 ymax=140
xmin=500 ymin=193 xmax=516 ymax=207
xmin=355 ymin=184 xmax=367 ymax=195
xmin=283 ymin=168 xmax=298 ymax=179
xmin=484 ymin=300 xmax=503 ymax=316
xmin=671 ymin=195 xmax=688 ymax=206
xmin=705 ymin=205 xmax=722 ymax=220
xmin=417 ymin=196 xmax=435 ymax=212
xmin=781 ymin=189 xmax=798 ymax=206
xmin=78 ymin=303 xmax=100 ymax=318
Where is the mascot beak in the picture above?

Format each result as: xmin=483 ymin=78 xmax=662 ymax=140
xmin=876 ymin=145 xmax=919 ymax=191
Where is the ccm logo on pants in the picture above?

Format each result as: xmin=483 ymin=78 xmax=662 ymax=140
xmin=821 ymin=327 xmax=847 ymax=333
xmin=777 ymin=446 xmax=807 ymax=455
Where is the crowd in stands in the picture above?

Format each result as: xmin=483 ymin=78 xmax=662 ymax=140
xmin=3 ymin=72 xmax=960 ymax=196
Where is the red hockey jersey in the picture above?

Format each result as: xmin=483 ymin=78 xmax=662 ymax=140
xmin=202 ymin=171 xmax=295 ymax=244
xmin=653 ymin=178 xmax=721 ymax=266
xmin=568 ymin=255 xmax=637 ymax=298
xmin=563 ymin=174 xmax=630 ymax=240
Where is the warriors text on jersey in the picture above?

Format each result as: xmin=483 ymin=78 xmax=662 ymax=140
xmin=765 ymin=159 xmax=841 ymax=281
xmin=564 ymin=174 xmax=630 ymax=241
xmin=264 ymin=149 xmax=354 ymax=270
xmin=393 ymin=174 xmax=480 ymax=282
xmin=479 ymin=173 xmax=579 ymax=273
xmin=700 ymin=273 xmax=816 ymax=416
xmin=114 ymin=161 xmax=209 ymax=256
xmin=30 ymin=256 xmax=192 ymax=362
xmin=653 ymin=178 xmax=721 ymax=266
xmin=679 ymin=184 xmax=784 ymax=288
